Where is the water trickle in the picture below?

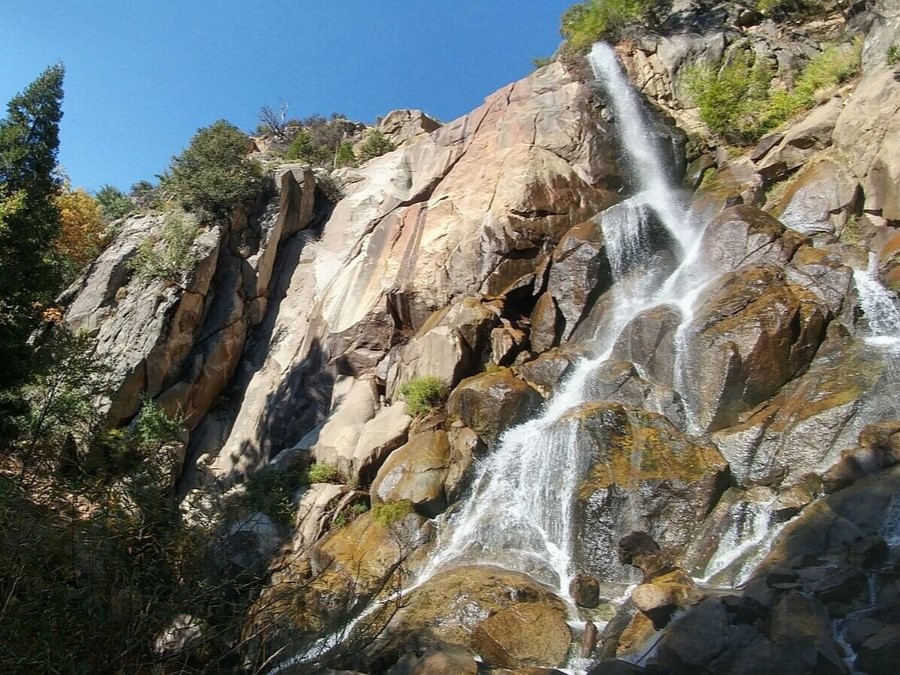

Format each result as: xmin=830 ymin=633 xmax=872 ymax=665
xmin=853 ymin=253 xmax=900 ymax=346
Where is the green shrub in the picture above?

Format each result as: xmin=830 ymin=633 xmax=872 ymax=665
xmin=350 ymin=501 xmax=369 ymax=516
xmin=357 ymin=129 xmax=395 ymax=162
xmin=304 ymin=462 xmax=341 ymax=484
xmin=95 ymin=185 xmax=132 ymax=223
xmin=335 ymin=140 xmax=357 ymax=168
xmin=889 ymin=44 xmax=900 ymax=67
xmin=398 ymin=376 xmax=449 ymax=416
xmin=127 ymin=214 xmax=200 ymax=283
xmin=685 ymin=50 xmax=774 ymax=145
xmin=560 ymin=0 xmax=656 ymax=52
xmin=134 ymin=395 xmax=183 ymax=449
xmin=686 ymin=40 xmax=861 ymax=145
xmin=371 ymin=500 xmax=414 ymax=526
xmin=164 ymin=119 xmax=263 ymax=221
xmin=242 ymin=469 xmax=304 ymax=524
xmin=285 ymin=128 xmax=330 ymax=164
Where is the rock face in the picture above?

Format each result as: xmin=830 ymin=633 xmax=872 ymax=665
xmin=570 ymin=403 xmax=729 ymax=579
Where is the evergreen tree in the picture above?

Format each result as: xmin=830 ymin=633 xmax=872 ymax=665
xmin=0 ymin=64 xmax=65 ymax=426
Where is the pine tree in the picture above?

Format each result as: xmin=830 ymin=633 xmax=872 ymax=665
xmin=0 ymin=64 xmax=65 ymax=421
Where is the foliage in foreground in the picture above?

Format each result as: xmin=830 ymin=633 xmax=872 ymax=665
xmin=0 ymin=64 xmax=65 ymax=406
xmin=164 ymin=119 xmax=263 ymax=222
xmin=398 ymin=376 xmax=449 ymax=416
xmin=686 ymin=40 xmax=861 ymax=145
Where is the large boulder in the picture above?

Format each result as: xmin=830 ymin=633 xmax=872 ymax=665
xmin=370 ymin=431 xmax=452 ymax=516
xmin=545 ymin=219 xmax=613 ymax=341
xmin=569 ymin=403 xmax=728 ymax=580
xmin=471 ymin=602 xmax=572 ymax=669
xmin=769 ymin=158 xmax=860 ymax=237
xmin=711 ymin=324 xmax=900 ymax=487
xmin=385 ymin=566 xmax=568 ymax=654
xmin=698 ymin=205 xmax=804 ymax=275
xmin=834 ymin=66 xmax=900 ymax=219
xmin=377 ymin=109 xmax=442 ymax=148
xmin=682 ymin=265 xmax=830 ymax=432
xmin=446 ymin=369 xmax=542 ymax=443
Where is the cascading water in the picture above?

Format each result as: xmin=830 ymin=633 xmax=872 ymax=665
xmin=419 ymin=43 xmax=705 ymax=592
xmin=853 ymin=252 xmax=900 ymax=347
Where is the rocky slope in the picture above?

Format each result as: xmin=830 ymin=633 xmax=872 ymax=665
xmin=62 ymin=1 xmax=900 ymax=672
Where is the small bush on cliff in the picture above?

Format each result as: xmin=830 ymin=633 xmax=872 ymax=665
xmin=372 ymin=500 xmax=414 ymax=526
xmin=305 ymin=462 xmax=341 ymax=483
xmin=164 ymin=119 xmax=263 ymax=222
xmin=687 ymin=40 xmax=861 ymax=145
xmin=398 ymin=376 xmax=449 ymax=416
xmin=127 ymin=214 xmax=199 ymax=283
xmin=134 ymin=395 xmax=183 ymax=450
xmin=560 ymin=0 xmax=660 ymax=52
xmin=889 ymin=44 xmax=900 ymax=67
xmin=357 ymin=129 xmax=395 ymax=162
xmin=95 ymin=184 xmax=133 ymax=223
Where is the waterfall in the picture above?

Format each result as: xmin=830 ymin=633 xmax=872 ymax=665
xmin=853 ymin=253 xmax=900 ymax=347
xmin=418 ymin=44 xmax=703 ymax=594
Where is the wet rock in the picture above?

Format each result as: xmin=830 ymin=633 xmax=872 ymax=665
xmin=472 ymin=603 xmax=572 ymax=669
xmin=785 ymin=245 xmax=855 ymax=320
xmin=699 ymin=205 xmax=804 ymax=275
xmin=570 ymin=403 xmax=728 ymax=580
xmin=314 ymin=509 xmax=428 ymax=603
xmin=680 ymin=486 xmax=776 ymax=582
xmin=370 ymin=430 xmax=452 ymax=516
xmin=683 ymin=153 xmax=716 ymax=190
xmin=583 ymin=360 xmax=686 ymax=429
xmin=390 ymin=566 xmax=567 ymax=653
xmin=444 ymin=425 xmax=483 ymax=501
xmin=611 ymin=305 xmax=681 ymax=387
xmin=570 ymin=574 xmax=601 ymax=608
xmin=684 ymin=265 xmax=830 ymax=432
xmin=711 ymin=325 xmax=899 ymax=487
xmin=446 ymin=369 xmax=542 ymax=443
xmin=769 ymin=158 xmax=860 ymax=237
xmin=516 ymin=348 xmax=576 ymax=397
xmin=530 ymin=293 xmax=563 ymax=353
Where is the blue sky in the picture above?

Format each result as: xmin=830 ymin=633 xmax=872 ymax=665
xmin=1 ymin=1 xmax=574 ymax=193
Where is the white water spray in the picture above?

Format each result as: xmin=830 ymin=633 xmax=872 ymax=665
xmin=853 ymin=253 xmax=900 ymax=347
